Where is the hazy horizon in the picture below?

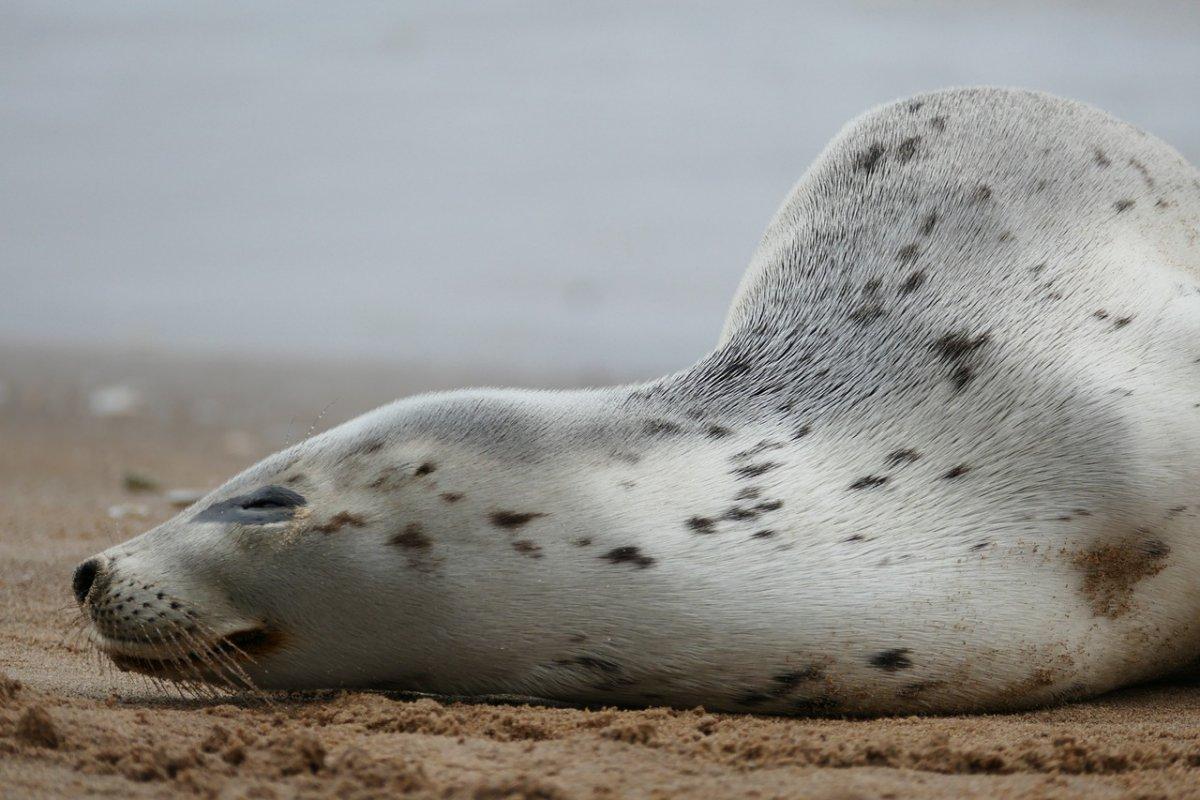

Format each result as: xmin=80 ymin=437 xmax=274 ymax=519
xmin=4 ymin=1 xmax=1199 ymax=380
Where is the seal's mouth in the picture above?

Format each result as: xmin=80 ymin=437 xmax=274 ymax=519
xmin=97 ymin=626 xmax=283 ymax=684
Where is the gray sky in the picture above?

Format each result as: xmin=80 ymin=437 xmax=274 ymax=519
xmin=3 ymin=1 xmax=1199 ymax=380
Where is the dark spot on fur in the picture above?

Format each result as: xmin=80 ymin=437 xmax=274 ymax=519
xmin=899 ymin=270 xmax=926 ymax=295
xmin=1114 ymin=199 xmax=1135 ymax=213
xmin=284 ymin=473 xmax=305 ymax=484
xmin=755 ymin=500 xmax=783 ymax=512
xmin=935 ymin=331 xmax=990 ymax=360
xmin=849 ymin=302 xmax=885 ymax=324
xmin=971 ymin=185 xmax=992 ymax=203
xmin=1114 ymin=316 xmax=1133 ymax=328
xmin=718 ymin=361 xmax=751 ymax=381
xmin=1031 ymin=263 xmax=1046 ymax=275
xmin=1094 ymin=309 xmax=1109 ymax=320
xmin=643 ymin=419 xmax=682 ymax=436
xmin=723 ymin=506 xmax=759 ymax=521
xmin=574 ymin=537 xmax=592 ymax=547
xmin=929 ymin=116 xmax=946 ymax=132
xmin=845 ymin=534 xmax=866 ymax=542
xmin=412 ymin=462 xmax=435 ymax=476
xmin=489 ymin=511 xmax=547 ymax=529
xmin=908 ymin=101 xmax=924 ymax=113
xmin=602 ymin=546 xmax=655 ymax=569
xmin=919 ymin=211 xmax=938 ymax=236
xmin=315 ymin=511 xmax=367 ymax=534
xmin=869 ymin=648 xmax=913 ymax=671
xmin=772 ymin=667 xmax=824 ymax=693
xmin=752 ymin=530 xmax=776 ymax=539
xmin=856 ymin=143 xmax=886 ymax=175
xmin=732 ymin=462 xmax=779 ymax=479
xmin=705 ymin=424 xmax=732 ymax=439
xmin=687 ymin=516 xmax=717 ymax=534
xmin=998 ymin=230 xmax=1014 ymax=243
xmin=897 ymin=243 xmax=920 ymax=263
xmin=732 ymin=440 xmax=785 ymax=460
xmin=849 ymin=475 xmax=888 ymax=490
xmin=895 ymin=136 xmax=920 ymax=163
xmin=972 ymin=541 xmax=990 ymax=551
xmin=440 ymin=492 xmax=463 ymax=503
xmin=368 ymin=467 xmax=401 ymax=490
xmin=359 ymin=438 xmax=386 ymax=455
xmin=1093 ymin=149 xmax=1111 ymax=168
xmin=512 ymin=540 xmax=543 ymax=559
xmin=1155 ymin=198 xmax=1171 ymax=209
xmin=943 ymin=464 xmax=971 ymax=479
xmin=389 ymin=523 xmax=431 ymax=550
xmin=887 ymin=449 xmax=921 ymax=467
xmin=735 ymin=487 xmax=762 ymax=501
xmin=1128 ymin=157 xmax=1154 ymax=188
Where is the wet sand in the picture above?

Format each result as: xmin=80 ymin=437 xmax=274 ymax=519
xmin=3 ymin=345 xmax=1200 ymax=799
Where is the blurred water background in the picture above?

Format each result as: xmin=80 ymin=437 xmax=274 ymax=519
xmin=3 ymin=1 xmax=1200 ymax=386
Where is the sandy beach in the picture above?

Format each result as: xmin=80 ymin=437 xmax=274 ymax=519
xmin=2 ymin=345 xmax=1200 ymax=799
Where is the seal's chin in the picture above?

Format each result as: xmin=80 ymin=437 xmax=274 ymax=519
xmin=95 ymin=626 xmax=281 ymax=685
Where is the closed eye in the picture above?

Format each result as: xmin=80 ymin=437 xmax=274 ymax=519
xmin=196 ymin=485 xmax=306 ymax=524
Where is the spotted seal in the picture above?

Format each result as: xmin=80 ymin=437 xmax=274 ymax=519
xmin=72 ymin=88 xmax=1200 ymax=713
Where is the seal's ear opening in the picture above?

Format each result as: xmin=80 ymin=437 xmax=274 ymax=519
xmin=194 ymin=485 xmax=306 ymax=525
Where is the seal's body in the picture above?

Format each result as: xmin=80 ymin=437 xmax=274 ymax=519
xmin=74 ymin=88 xmax=1200 ymax=713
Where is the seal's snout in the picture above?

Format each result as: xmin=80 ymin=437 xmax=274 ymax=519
xmin=71 ymin=557 xmax=105 ymax=605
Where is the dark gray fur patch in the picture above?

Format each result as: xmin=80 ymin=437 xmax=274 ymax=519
xmin=705 ymin=424 xmax=733 ymax=439
xmin=887 ymin=449 xmax=921 ymax=466
xmin=489 ymin=511 xmax=547 ymax=529
xmin=849 ymin=475 xmax=888 ymax=490
xmin=856 ymin=143 xmax=886 ymax=175
xmin=602 ymin=546 xmax=655 ymax=568
xmin=512 ymin=540 xmax=543 ymax=558
xmin=732 ymin=462 xmax=779 ymax=479
xmin=732 ymin=440 xmax=785 ymax=460
xmin=919 ymin=210 xmax=938 ymax=236
xmin=943 ymin=464 xmax=971 ymax=479
xmin=849 ymin=302 xmax=885 ymax=324
xmin=1114 ymin=199 xmax=1135 ymax=213
xmin=687 ymin=516 xmax=717 ymax=534
xmin=643 ymin=419 xmax=683 ymax=436
xmin=389 ymin=523 xmax=431 ymax=550
xmin=895 ymin=136 xmax=920 ymax=163
xmin=899 ymin=271 xmax=926 ymax=295
xmin=869 ymin=648 xmax=913 ymax=671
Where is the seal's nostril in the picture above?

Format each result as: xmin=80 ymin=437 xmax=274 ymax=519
xmin=72 ymin=558 xmax=101 ymax=605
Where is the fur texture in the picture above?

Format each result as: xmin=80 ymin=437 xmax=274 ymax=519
xmin=75 ymin=88 xmax=1200 ymax=714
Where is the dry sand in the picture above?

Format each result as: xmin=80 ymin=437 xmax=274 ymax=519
xmin=3 ymin=345 xmax=1200 ymax=799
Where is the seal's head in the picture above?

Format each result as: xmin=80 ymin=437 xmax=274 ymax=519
xmin=71 ymin=389 xmax=603 ymax=693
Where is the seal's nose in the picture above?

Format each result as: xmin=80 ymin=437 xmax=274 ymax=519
xmin=72 ymin=558 xmax=103 ymax=605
